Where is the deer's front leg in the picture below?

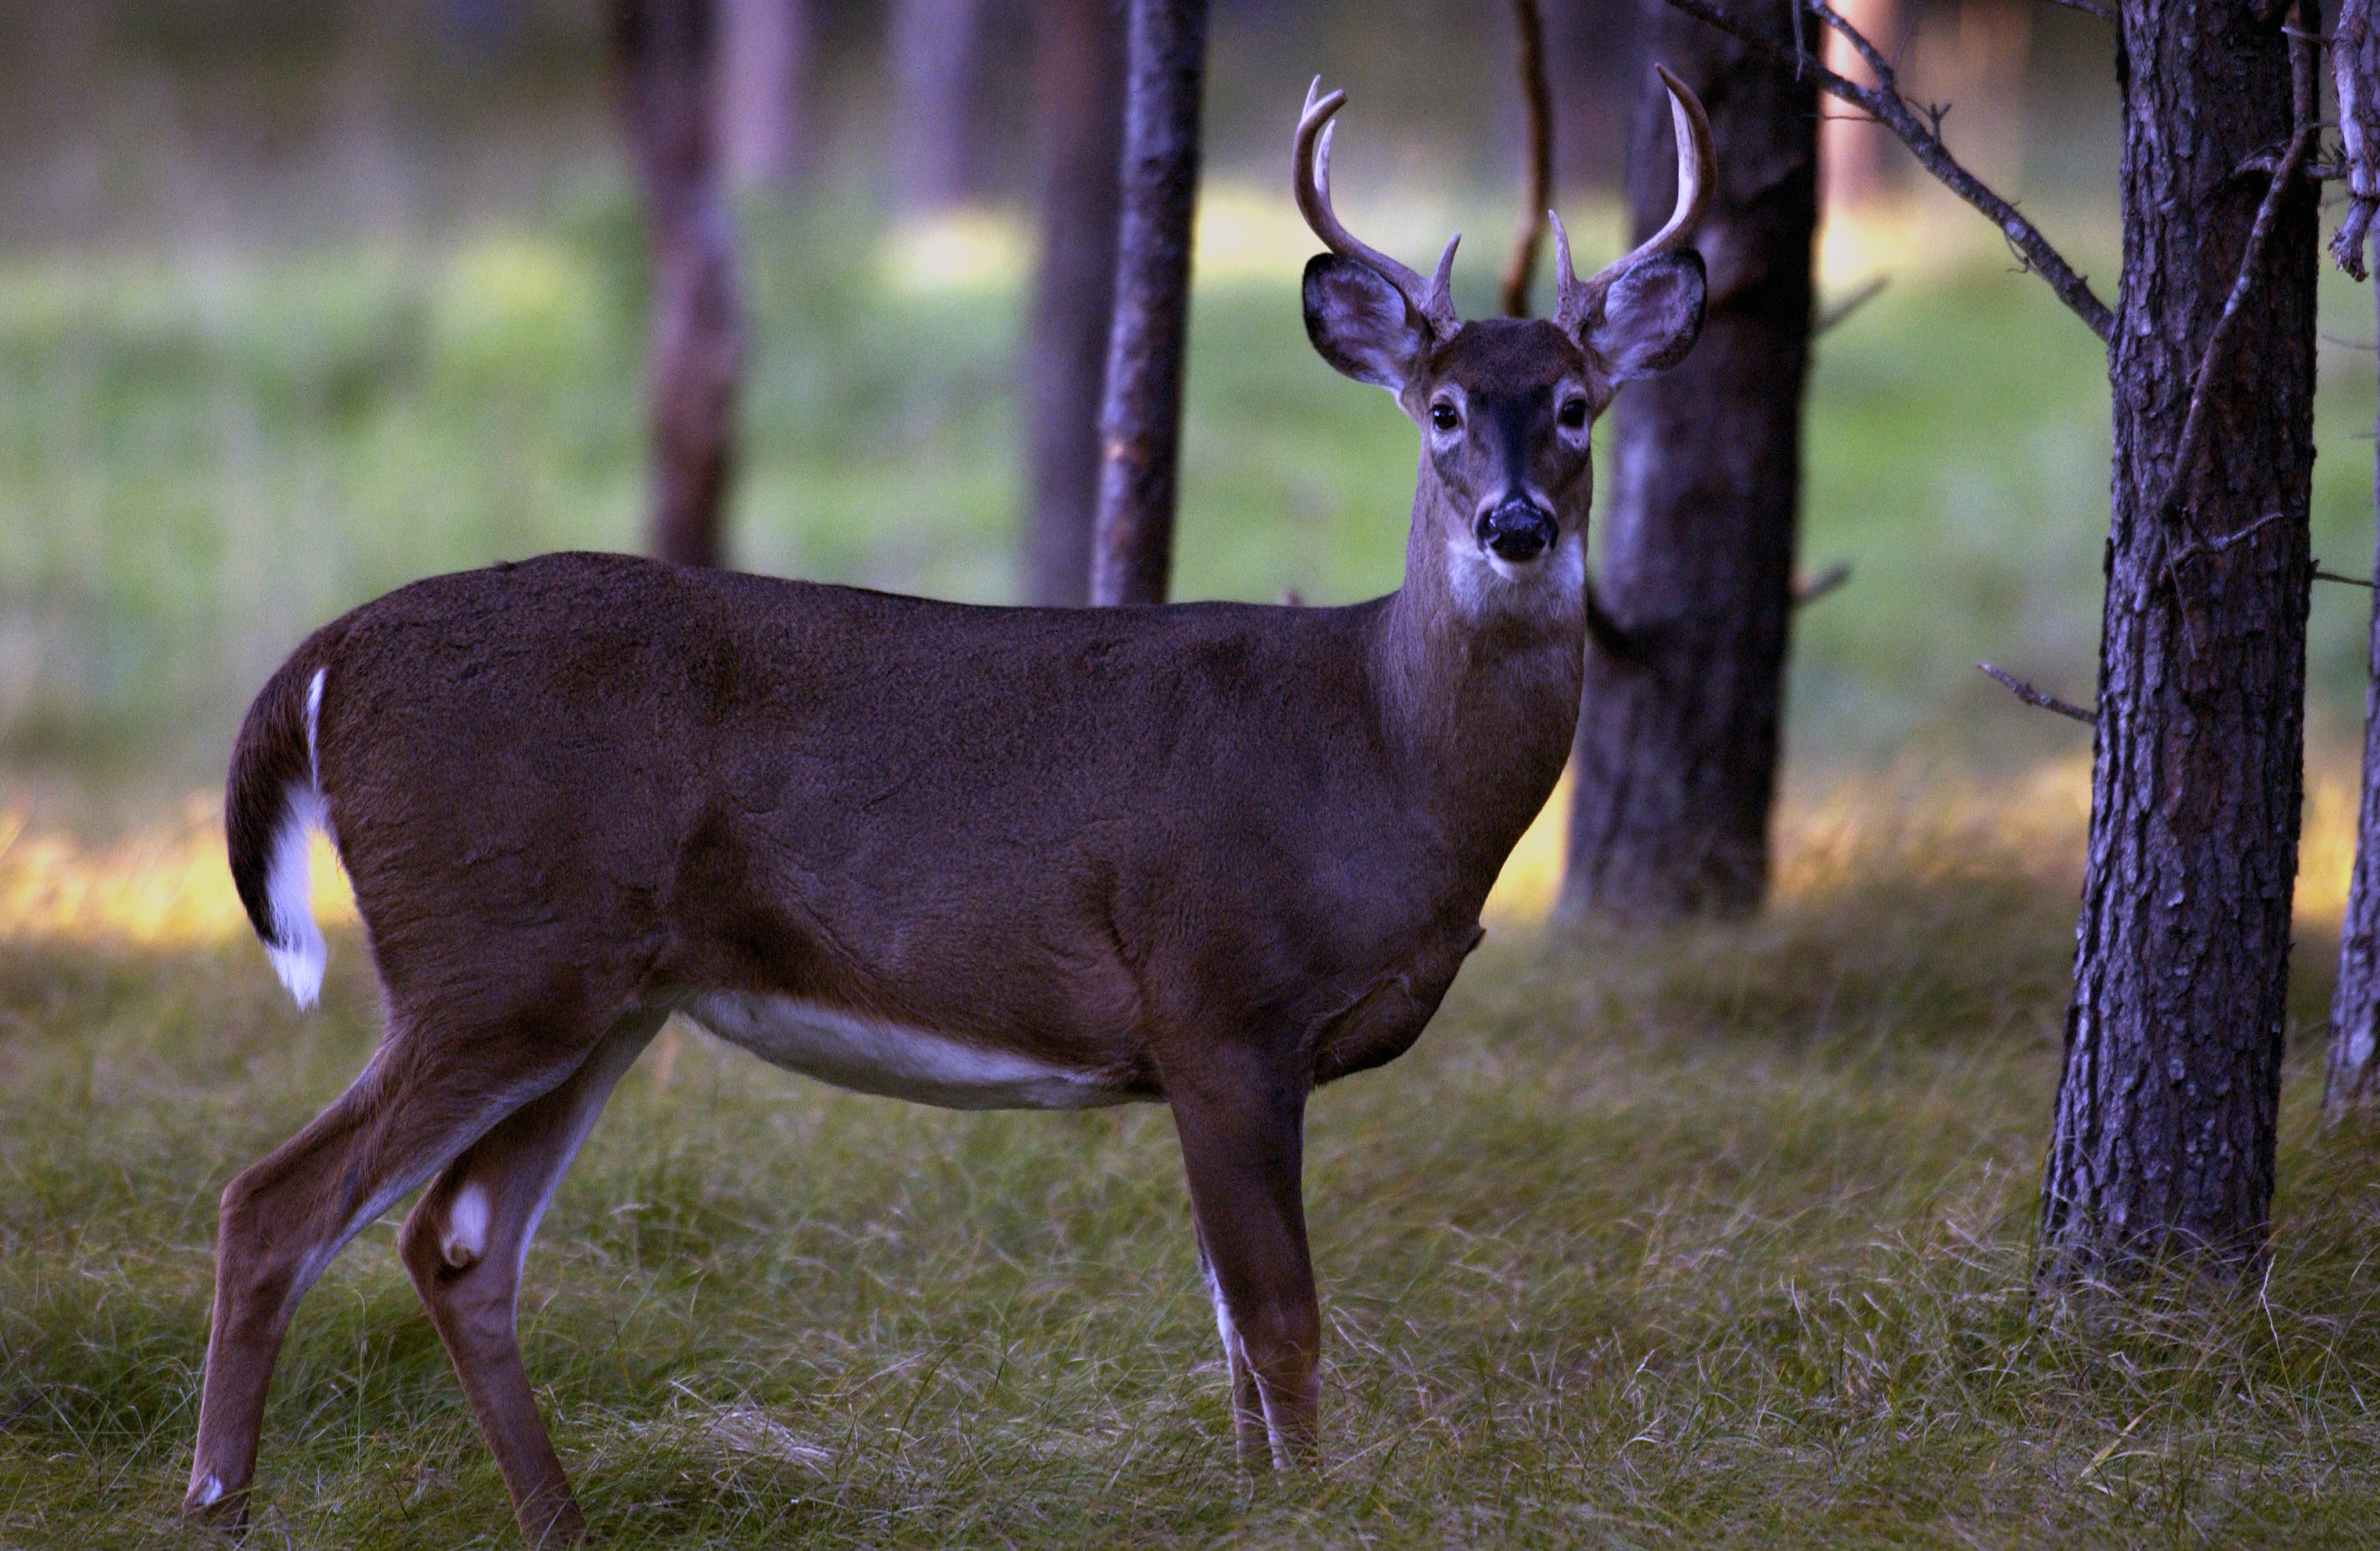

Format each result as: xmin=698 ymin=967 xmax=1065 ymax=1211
xmin=1168 ymin=1052 xmax=1319 ymax=1468
xmin=1194 ymin=1223 xmax=1270 ymax=1464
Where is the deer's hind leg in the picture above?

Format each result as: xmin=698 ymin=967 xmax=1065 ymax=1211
xmin=185 ymin=1008 xmax=608 ymax=1532
xmin=396 ymin=1007 xmax=665 ymax=1549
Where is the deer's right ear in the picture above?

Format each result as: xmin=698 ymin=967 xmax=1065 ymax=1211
xmin=1303 ymin=253 xmax=1433 ymax=392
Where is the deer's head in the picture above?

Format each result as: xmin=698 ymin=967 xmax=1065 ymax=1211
xmin=1294 ymin=71 xmax=1713 ymax=614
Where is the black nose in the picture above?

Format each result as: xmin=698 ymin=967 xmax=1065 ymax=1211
xmin=1476 ymin=502 xmax=1556 ymax=563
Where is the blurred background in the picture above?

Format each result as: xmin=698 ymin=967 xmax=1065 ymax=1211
xmin=0 ymin=0 xmax=2368 ymax=833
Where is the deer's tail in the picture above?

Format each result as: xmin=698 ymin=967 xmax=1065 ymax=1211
xmin=225 ymin=644 xmax=338 ymax=1009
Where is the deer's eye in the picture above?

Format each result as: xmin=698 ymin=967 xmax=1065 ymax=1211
xmin=1559 ymin=397 xmax=1589 ymax=430
xmin=1430 ymin=403 xmax=1459 ymax=433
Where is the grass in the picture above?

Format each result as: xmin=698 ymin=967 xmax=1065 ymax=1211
xmin=6 ymin=773 xmax=2380 ymax=1548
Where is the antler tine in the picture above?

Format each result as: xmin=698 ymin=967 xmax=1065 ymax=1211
xmin=1555 ymin=65 xmax=1715 ymax=334
xmin=1295 ymin=79 xmax=1462 ymax=337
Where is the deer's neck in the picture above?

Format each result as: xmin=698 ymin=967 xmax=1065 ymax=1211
xmin=1368 ymin=476 xmax=1590 ymax=889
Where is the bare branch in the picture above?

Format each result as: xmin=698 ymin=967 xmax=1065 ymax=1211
xmin=1978 ymin=662 xmax=2098 ymax=724
xmin=1814 ymin=275 xmax=1889 ymax=336
xmin=1656 ymin=0 xmax=2116 ymax=341
xmin=1791 ymin=561 xmax=1853 ymax=605
xmin=2162 ymin=33 xmax=2322 ymax=518
xmin=1500 ymin=0 xmax=1556 ymax=318
xmin=1813 ymin=0 xmax=1895 ymax=82
xmin=2316 ymin=567 xmax=2378 ymax=589
xmin=2170 ymin=510 xmax=2287 ymax=568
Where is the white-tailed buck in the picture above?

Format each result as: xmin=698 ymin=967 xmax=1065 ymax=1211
xmin=188 ymin=72 xmax=1711 ymax=1545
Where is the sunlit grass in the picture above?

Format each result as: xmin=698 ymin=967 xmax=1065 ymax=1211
xmin=1 ymin=746 xmax=2362 ymax=956
xmin=0 ymin=806 xmax=354 ymax=950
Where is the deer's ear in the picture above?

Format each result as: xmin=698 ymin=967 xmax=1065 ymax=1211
xmin=1303 ymin=254 xmax=1432 ymax=392
xmin=1582 ymin=248 xmax=1707 ymax=383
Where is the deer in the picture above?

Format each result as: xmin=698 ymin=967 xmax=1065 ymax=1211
xmin=184 ymin=71 xmax=1712 ymax=1546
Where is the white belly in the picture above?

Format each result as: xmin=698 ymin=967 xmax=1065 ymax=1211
xmin=678 ymin=991 xmax=1128 ymax=1112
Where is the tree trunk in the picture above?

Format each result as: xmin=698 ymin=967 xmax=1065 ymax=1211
xmin=2333 ymin=377 xmax=2380 ymax=1113
xmin=1021 ymin=0 xmax=1126 ymax=607
xmin=1090 ymin=0 xmax=1207 ymax=609
xmin=611 ymin=0 xmax=745 ymax=570
xmin=890 ymin=0 xmax=991 ymax=213
xmin=718 ymin=0 xmax=811 ymax=192
xmin=2037 ymin=2 xmax=2317 ymax=1284
xmin=2327 ymin=0 xmax=2380 ymax=1117
xmin=1556 ymin=0 xmax=1817 ymax=923
xmin=1542 ymin=0 xmax=1643 ymax=195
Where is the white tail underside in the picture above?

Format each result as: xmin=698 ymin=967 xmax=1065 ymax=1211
xmin=264 ymin=669 xmax=330 ymax=1010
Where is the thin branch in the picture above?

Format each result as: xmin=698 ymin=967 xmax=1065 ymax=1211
xmin=2170 ymin=509 xmax=2287 ymax=567
xmin=2161 ymin=33 xmax=2321 ymax=518
xmin=1814 ymin=275 xmax=1889 ymax=335
xmin=1501 ymin=0 xmax=1556 ymax=318
xmin=1978 ymin=662 xmax=2098 ymax=724
xmin=2037 ymin=0 xmax=2116 ymax=20
xmin=2316 ymin=567 xmax=2378 ymax=589
xmin=1658 ymin=0 xmax=2116 ymax=340
xmin=1791 ymin=560 xmax=1853 ymax=605
xmin=1815 ymin=0 xmax=1896 ymax=81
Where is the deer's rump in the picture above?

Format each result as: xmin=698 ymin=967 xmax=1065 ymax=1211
xmin=228 ymin=552 xmax=1469 ymax=1105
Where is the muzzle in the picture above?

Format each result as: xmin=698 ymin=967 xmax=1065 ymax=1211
xmin=1476 ymin=500 xmax=1557 ymax=564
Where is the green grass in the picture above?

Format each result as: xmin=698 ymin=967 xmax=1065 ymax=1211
xmin=6 ymin=803 xmax=2380 ymax=1547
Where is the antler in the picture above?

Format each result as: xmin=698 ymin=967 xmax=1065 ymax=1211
xmin=1295 ymin=78 xmax=1463 ymax=339
xmin=1552 ymin=65 xmax=1715 ymax=336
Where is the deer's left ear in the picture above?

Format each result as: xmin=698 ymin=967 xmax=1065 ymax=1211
xmin=1579 ymin=248 xmax=1706 ymax=383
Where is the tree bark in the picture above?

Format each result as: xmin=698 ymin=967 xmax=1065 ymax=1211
xmin=2037 ymin=1 xmax=2317 ymax=1284
xmin=2327 ymin=0 xmax=2380 ymax=1117
xmin=1500 ymin=0 xmax=1556 ymax=318
xmin=2332 ymin=368 xmax=2380 ymax=1114
xmin=1556 ymin=0 xmax=1817 ymax=923
xmin=610 ymin=0 xmax=746 ymax=570
xmin=718 ymin=0 xmax=811 ymax=192
xmin=1090 ymin=0 xmax=1207 ymax=609
xmin=890 ymin=0 xmax=991 ymax=213
xmin=1021 ymin=0 xmax=1126 ymax=607
xmin=1543 ymin=0 xmax=1644 ymax=195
